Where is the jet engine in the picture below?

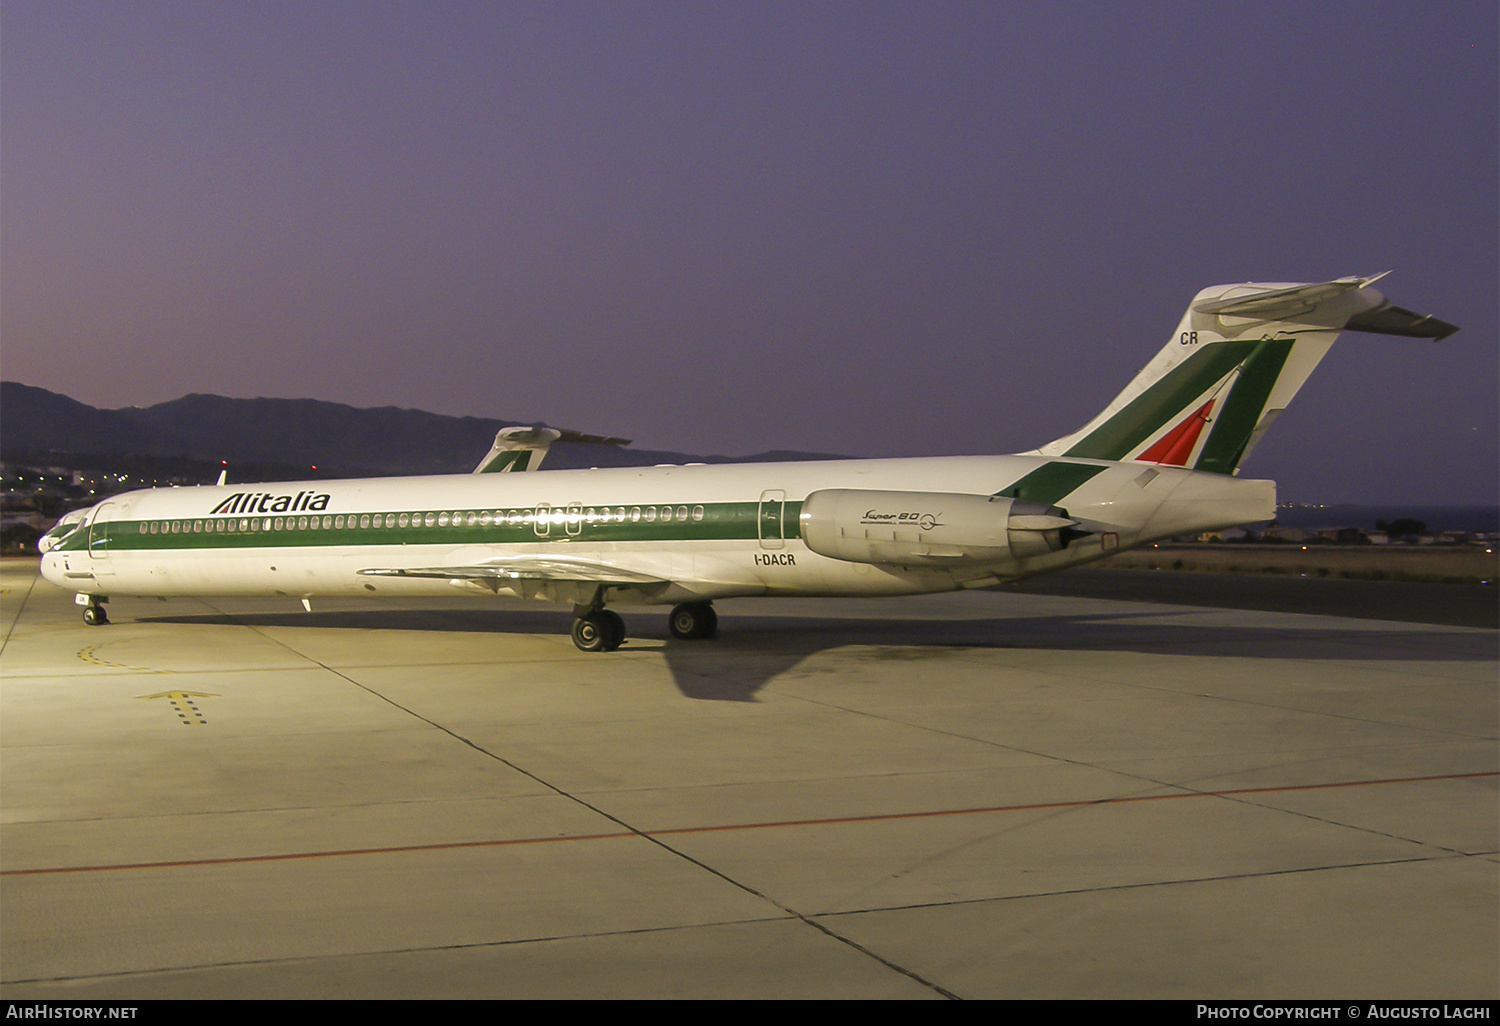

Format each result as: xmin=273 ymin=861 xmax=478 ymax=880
xmin=798 ymin=489 xmax=1081 ymax=567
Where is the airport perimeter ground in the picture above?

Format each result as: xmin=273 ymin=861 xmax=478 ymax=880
xmin=1 ymin=558 xmax=1495 ymax=999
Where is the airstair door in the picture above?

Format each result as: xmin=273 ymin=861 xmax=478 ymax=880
xmin=758 ymin=490 xmax=785 ymax=550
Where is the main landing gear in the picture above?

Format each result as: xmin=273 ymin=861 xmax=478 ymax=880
xmin=568 ymin=598 xmax=718 ymax=652
xmin=668 ymin=601 xmax=717 ymax=640
xmin=77 ymin=595 xmax=110 ymax=626
xmin=571 ymin=608 xmax=625 ymax=653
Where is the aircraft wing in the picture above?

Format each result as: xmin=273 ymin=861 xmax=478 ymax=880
xmin=357 ymin=555 xmax=667 ymax=585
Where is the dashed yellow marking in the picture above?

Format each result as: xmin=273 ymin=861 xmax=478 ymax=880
xmin=78 ymin=644 xmax=164 ymax=673
xmin=139 ymin=691 xmax=218 ymax=726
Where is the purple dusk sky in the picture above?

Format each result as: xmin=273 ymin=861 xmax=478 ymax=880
xmin=2 ymin=2 xmax=1495 ymax=504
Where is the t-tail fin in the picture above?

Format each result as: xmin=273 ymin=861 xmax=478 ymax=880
xmin=1036 ymin=275 xmax=1457 ymax=474
xmin=474 ymin=425 xmax=632 ymax=473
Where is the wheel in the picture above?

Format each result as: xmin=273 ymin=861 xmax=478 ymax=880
xmin=598 ymin=609 xmax=625 ymax=651
xmin=669 ymin=602 xmax=716 ymax=640
xmin=82 ymin=606 xmax=109 ymax=626
xmin=571 ymin=613 xmax=610 ymax=652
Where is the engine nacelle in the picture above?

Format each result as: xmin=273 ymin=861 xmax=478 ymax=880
xmin=798 ymin=489 xmax=1079 ymax=567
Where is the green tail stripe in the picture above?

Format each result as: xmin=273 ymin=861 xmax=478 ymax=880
xmin=993 ymin=462 xmax=1106 ymax=506
xmin=479 ymin=451 xmax=530 ymax=473
xmin=1063 ymin=342 xmax=1252 ymax=461
xmin=1193 ymin=338 xmax=1294 ymax=474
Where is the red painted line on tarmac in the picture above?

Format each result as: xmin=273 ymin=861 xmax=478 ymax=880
xmin=4 ymin=771 xmax=1493 ymax=877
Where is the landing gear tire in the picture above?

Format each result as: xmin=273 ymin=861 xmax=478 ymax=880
xmin=669 ymin=601 xmax=717 ymax=640
xmin=82 ymin=605 xmax=109 ymax=626
xmin=598 ymin=609 xmax=625 ymax=651
xmin=572 ymin=610 xmax=625 ymax=652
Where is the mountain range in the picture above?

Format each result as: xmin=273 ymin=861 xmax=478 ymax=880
xmin=0 ymin=382 xmax=842 ymax=477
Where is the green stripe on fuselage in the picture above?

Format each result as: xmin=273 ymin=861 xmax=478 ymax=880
xmin=1063 ymin=342 xmax=1253 ymax=461
xmin=62 ymin=500 xmax=806 ymax=554
xmin=992 ymin=462 xmax=1106 ymax=506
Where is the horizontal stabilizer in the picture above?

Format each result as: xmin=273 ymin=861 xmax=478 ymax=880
xmin=1191 ymin=274 xmax=1387 ymax=319
xmin=1344 ymin=302 xmax=1459 ymax=341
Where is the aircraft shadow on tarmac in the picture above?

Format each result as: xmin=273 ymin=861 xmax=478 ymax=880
xmin=138 ymin=607 xmax=1497 ymax=703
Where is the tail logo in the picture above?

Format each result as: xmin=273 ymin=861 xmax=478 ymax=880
xmin=1137 ymin=400 xmax=1214 ymax=466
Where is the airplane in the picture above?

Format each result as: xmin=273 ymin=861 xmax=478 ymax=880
xmin=37 ymin=275 xmax=1457 ymax=651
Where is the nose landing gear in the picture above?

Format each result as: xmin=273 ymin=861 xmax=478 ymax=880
xmin=77 ymin=595 xmax=110 ymax=626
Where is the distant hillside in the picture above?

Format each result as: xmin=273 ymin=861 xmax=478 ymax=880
xmin=0 ymin=382 xmax=844 ymax=476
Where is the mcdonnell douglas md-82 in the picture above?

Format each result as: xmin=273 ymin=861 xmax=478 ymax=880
xmin=39 ymin=276 xmax=1456 ymax=651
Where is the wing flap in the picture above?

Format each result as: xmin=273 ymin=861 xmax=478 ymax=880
xmin=358 ymin=555 xmax=667 ymax=585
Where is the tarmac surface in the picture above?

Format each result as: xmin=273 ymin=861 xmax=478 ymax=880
xmin=1012 ymin=567 xmax=1500 ymax=629
xmin=1 ymin=558 xmax=1495 ymax=999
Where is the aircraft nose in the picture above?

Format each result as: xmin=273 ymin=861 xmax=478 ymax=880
xmin=38 ymin=552 xmax=68 ymax=589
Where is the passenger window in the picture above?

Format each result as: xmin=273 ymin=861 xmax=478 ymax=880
xmin=359 ymin=515 xmax=370 ymax=529
xmin=631 ymin=507 xmax=641 ymax=522
xmin=644 ymin=507 xmax=656 ymax=522
xmin=692 ymin=506 xmax=704 ymax=521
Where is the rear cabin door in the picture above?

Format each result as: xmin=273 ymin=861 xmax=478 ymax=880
xmin=758 ymin=490 xmax=785 ymax=550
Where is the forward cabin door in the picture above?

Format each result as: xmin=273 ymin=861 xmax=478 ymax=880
xmin=758 ymin=490 xmax=785 ymax=550
xmin=88 ymin=502 xmax=117 ymax=578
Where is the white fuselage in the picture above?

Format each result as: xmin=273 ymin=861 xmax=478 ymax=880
xmin=39 ymin=454 xmax=1274 ymax=609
